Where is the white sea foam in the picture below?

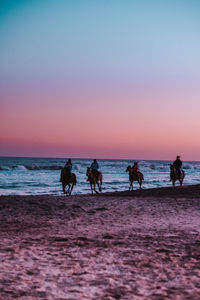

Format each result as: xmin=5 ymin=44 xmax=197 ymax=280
xmin=16 ymin=165 xmax=28 ymax=171
xmin=0 ymin=157 xmax=200 ymax=195
xmin=73 ymin=164 xmax=82 ymax=171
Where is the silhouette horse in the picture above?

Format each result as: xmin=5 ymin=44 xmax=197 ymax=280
xmin=60 ymin=168 xmax=77 ymax=195
xmin=126 ymin=165 xmax=144 ymax=190
xmin=170 ymin=165 xmax=185 ymax=187
xmin=86 ymin=167 xmax=102 ymax=194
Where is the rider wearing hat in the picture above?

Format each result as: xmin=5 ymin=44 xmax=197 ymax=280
xmin=64 ymin=159 xmax=72 ymax=178
xmin=173 ymin=155 xmax=182 ymax=179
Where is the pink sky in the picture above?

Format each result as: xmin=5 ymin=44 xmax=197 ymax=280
xmin=1 ymin=80 xmax=200 ymax=160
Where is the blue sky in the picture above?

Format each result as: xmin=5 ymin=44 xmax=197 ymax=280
xmin=1 ymin=0 xmax=200 ymax=83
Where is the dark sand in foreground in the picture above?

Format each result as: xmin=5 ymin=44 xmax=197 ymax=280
xmin=0 ymin=185 xmax=200 ymax=299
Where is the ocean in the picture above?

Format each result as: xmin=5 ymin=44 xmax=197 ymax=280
xmin=0 ymin=156 xmax=200 ymax=195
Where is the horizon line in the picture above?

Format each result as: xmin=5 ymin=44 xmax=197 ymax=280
xmin=0 ymin=155 xmax=199 ymax=163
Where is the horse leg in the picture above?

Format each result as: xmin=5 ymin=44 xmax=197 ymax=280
xmin=62 ymin=183 xmax=66 ymax=194
xmin=68 ymin=184 xmax=72 ymax=195
xmin=97 ymin=182 xmax=101 ymax=192
xmin=94 ymin=183 xmax=98 ymax=194
xmin=90 ymin=183 xmax=93 ymax=195
xmin=99 ymin=175 xmax=102 ymax=192
xmin=131 ymin=182 xmax=133 ymax=191
xmin=70 ymin=184 xmax=74 ymax=195
xmin=93 ymin=183 xmax=98 ymax=194
xmin=67 ymin=185 xmax=70 ymax=195
xmin=139 ymin=180 xmax=142 ymax=189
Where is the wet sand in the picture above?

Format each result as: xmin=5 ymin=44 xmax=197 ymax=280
xmin=0 ymin=185 xmax=200 ymax=299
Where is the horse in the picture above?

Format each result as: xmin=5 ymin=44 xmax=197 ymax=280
xmin=170 ymin=165 xmax=185 ymax=187
xmin=86 ymin=167 xmax=103 ymax=194
xmin=126 ymin=165 xmax=144 ymax=190
xmin=59 ymin=168 xmax=77 ymax=195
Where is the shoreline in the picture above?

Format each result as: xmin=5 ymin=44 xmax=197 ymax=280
xmin=0 ymin=185 xmax=200 ymax=299
xmin=101 ymin=183 xmax=200 ymax=198
xmin=1 ymin=183 xmax=200 ymax=199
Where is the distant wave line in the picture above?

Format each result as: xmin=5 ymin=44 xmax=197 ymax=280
xmin=0 ymin=165 xmax=63 ymax=171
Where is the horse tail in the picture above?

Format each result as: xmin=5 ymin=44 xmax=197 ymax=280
xmin=72 ymin=173 xmax=77 ymax=185
xmin=181 ymin=170 xmax=185 ymax=180
xmin=138 ymin=171 xmax=144 ymax=181
xmin=99 ymin=172 xmax=103 ymax=185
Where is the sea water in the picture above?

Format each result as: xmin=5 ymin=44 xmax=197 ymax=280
xmin=0 ymin=156 xmax=200 ymax=195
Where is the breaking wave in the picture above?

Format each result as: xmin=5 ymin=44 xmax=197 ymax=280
xmin=0 ymin=165 xmax=63 ymax=171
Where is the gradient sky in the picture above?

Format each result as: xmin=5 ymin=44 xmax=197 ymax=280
xmin=1 ymin=0 xmax=200 ymax=160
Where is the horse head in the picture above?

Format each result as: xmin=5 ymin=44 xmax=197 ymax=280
xmin=86 ymin=167 xmax=92 ymax=177
xmin=170 ymin=164 xmax=176 ymax=173
xmin=126 ymin=165 xmax=132 ymax=173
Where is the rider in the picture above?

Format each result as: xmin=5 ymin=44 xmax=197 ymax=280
xmin=90 ymin=159 xmax=99 ymax=179
xmin=173 ymin=155 xmax=182 ymax=179
xmin=64 ymin=159 xmax=72 ymax=178
xmin=132 ymin=161 xmax=139 ymax=178
xmin=133 ymin=161 xmax=139 ymax=172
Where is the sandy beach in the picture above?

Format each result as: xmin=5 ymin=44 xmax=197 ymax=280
xmin=0 ymin=185 xmax=200 ymax=299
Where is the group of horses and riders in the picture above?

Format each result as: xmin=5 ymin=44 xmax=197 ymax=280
xmin=60 ymin=156 xmax=185 ymax=195
xmin=60 ymin=159 xmax=102 ymax=195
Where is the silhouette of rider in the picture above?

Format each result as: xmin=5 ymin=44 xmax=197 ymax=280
xmin=173 ymin=155 xmax=182 ymax=179
xmin=64 ymin=159 xmax=72 ymax=178
xmin=90 ymin=159 xmax=99 ymax=179
xmin=132 ymin=161 xmax=139 ymax=178
xmin=133 ymin=161 xmax=139 ymax=172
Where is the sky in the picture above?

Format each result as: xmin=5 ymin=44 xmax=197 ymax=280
xmin=0 ymin=0 xmax=200 ymax=160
